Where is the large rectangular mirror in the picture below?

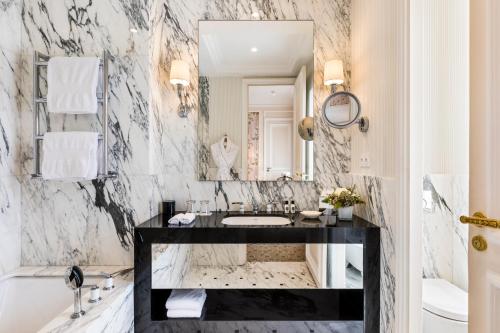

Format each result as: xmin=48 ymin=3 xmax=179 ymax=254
xmin=198 ymin=21 xmax=314 ymax=181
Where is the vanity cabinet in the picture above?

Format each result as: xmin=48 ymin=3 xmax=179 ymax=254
xmin=134 ymin=213 xmax=380 ymax=333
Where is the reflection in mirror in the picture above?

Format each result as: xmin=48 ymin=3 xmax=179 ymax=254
xmin=322 ymin=91 xmax=361 ymax=128
xmin=151 ymin=243 xmax=363 ymax=289
xmin=198 ymin=21 xmax=314 ymax=181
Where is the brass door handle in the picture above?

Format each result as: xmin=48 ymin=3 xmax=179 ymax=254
xmin=460 ymin=212 xmax=500 ymax=229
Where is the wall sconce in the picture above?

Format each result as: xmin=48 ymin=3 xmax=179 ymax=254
xmin=170 ymin=60 xmax=190 ymax=118
xmin=324 ymin=59 xmax=344 ymax=94
xmin=322 ymin=59 xmax=369 ymax=132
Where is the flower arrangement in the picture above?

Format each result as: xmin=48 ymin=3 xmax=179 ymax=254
xmin=322 ymin=186 xmax=365 ymax=209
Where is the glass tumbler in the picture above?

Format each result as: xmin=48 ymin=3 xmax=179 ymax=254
xmin=200 ymin=200 xmax=210 ymax=215
xmin=186 ymin=200 xmax=197 ymax=214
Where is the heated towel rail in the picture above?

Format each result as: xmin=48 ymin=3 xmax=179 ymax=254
xmin=31 ymin=51 xmax=117 ymax=179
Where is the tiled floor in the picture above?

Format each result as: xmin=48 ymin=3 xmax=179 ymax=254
xmin=181 ymin=262 xmax=317 ymax=289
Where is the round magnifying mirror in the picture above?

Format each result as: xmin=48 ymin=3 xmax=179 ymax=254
xmin=322 ymin=91 xmax=362 ymax=129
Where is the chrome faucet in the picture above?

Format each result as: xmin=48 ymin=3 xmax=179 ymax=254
xmin=64 ymin=266 xmax=106 ymax=319
xmin=65 ymin=266 xmax=87 ymax=319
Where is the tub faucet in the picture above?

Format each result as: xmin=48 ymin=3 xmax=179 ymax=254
xmin=64 ymin=266 xmax=101 ymax=319
xmin=65 ymin=266 xmax=86 ymax=319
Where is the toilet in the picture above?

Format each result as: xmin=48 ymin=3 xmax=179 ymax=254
xmin=422 ymin=279 xmax=468 ymax=333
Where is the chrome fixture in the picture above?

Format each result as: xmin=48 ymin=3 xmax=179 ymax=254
xmin=64 ymin=266 xmax=117 ymax=319
xmin=169 ymin=60 xmax=190 ymax=118
xmin=322 ymin=60 xmax=369 ymax=133
xmin=64 ymin=266 xmax=87 ymax=319
xmin=31 ymin=51 xmax=117 ymax=179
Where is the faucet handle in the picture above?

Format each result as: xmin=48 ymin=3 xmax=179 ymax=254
xmin=64 ymin=266 xmax=84 ymax=290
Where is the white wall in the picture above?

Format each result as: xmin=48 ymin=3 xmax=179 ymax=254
xmin=413 ymin=0 xmax=469 ymax=291
xmin=350 ymin=0 xmax=407 ymax=331
xmin=207 ymin=77 xmax=243 ymax=173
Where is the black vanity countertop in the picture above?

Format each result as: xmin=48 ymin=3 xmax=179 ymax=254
xmin=135 ymin=212 xmax=379 ymax=244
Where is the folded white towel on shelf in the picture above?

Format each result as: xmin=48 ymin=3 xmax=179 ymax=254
xmin=165 ymin=289 xmax=207 ymax=311
xmin=41 ymin=131 xmax=99 ymax=181
xmin=166 ymin=307 xmax=204 ymax=319
xmin=168 ymin=213 xmax=196 ymax=225
xmin=47 ymin=57 xmax=100 ymax=114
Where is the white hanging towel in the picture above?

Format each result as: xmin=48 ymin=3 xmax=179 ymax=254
xmin=47 ymin=57 xmax=100 ymax=114
xmin=41 ymin=131 xmax=99 ymax=180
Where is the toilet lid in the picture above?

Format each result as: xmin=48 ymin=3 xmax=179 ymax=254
xmin=423 ymin=279 xmax=468 ymax=322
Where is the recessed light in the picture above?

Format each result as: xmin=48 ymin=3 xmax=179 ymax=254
xmin=130 ymin=28 xmax=138 ymax=33
xmin=251 ymin=47 xmax=258 ymax=53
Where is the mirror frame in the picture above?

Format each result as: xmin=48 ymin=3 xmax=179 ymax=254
xmin=321 ymin=91 xmax=362 ymax=129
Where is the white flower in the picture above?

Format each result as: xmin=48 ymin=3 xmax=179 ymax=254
xmin=334 ymin=187 xmax=348 ymax=196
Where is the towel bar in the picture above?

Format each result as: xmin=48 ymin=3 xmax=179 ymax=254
xmin=32 ymin=51 xmax=116 ymax=180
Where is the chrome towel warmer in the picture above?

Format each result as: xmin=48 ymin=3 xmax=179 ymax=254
xmin=31 ymin=51 xmax=117 ymax=179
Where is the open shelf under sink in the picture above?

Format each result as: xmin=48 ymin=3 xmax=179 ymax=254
xmin=151 ymin=289 xmax=364 ymax=322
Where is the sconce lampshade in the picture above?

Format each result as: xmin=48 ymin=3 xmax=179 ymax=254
xmin=170 ymin=60 xmax=190 ymax=86
xmin=324 ymin=60 xmax=344 ymax=86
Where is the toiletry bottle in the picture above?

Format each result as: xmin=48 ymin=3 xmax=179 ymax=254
xmin=290 ymin=200 xmax=296 ymax=214
xmin=266 ymin=202 xmax=272 ymax=213
xmin=284 ymin=200 xmax=290 ymax=214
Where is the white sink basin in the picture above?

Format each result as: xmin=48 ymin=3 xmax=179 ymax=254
xmin=221 ymin=216 xmax=291 ymax=226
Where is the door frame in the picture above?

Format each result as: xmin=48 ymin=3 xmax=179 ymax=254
xmin=262 ymin=115 xmax=294 ymax=180
xmin=241 ymin=78 xmax=296 ymax=179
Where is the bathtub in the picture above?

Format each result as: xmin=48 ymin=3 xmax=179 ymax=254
xmin=0 ymin=266 xmax=133 ymax=333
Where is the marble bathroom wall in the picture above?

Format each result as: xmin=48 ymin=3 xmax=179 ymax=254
xmin=350 ymin=174 xmax=397 ymax=333
xmin=422 ymin=174 xmax=468 ymax=290
xmin=17 ymin=0 xmax=352 ymax=267
xmin=10 ymin=0 xmax=397 ymax=331
xmin=0 ymin=0 xmax=22 ymax=275
xmin=19 ymin=0 xmax=154 ymax=266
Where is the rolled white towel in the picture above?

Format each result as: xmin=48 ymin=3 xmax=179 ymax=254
xmin=168 ymin=213 xmax=196 ymax=225
xmin=165 ymin=289 xmax=207 ymax=310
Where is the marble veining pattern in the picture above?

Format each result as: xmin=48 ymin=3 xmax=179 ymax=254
xmin=0 ymin=0 xmax=22 ymax=276
xmin=2 ymin=0 xmax=396 ymax=331
xmin=151 ymin=243 xmax=191 ymax=289
xmin=422 ymin=174 xmax=468 ymax=290
xmin=246 ymin=112 xmax=259 ymax=180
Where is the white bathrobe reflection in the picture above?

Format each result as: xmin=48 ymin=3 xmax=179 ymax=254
xmin=211 ymin=136 xmax=239 ymax=180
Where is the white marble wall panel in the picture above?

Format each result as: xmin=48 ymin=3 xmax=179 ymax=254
xmin=422 ymin=174 xmax=468 ymax=290
xmin=350 ymin=175 xmax=396 ymax=333
xmin=151 ymin=243 xmax=192 ymax=289
xmin=0 ymin=0 xmax=22 ymax=276
xmin=19 ymin=0 xmax=155 ymax=266
xmin=191 ymin=244 xmax=246 ymax=266
xmin=0 ymin=176 xmax=21 ymax=275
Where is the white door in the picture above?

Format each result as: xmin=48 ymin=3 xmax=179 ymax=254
xmin=465 ymin=1 xmax=500 ymax=332
xmin=293 ymin=66 xmax=307 ymax=176
xmin=263 ymin=118 xmax=293 ymax=180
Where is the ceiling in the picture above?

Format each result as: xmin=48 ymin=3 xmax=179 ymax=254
xmin=199 ymin=21 xmax=313 ymax=77
xmin=249 ymin=85 xmax=294 ymax=108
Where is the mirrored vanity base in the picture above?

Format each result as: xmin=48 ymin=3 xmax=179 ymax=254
xmin=135 ymin=212 xmax=379 ymax=333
